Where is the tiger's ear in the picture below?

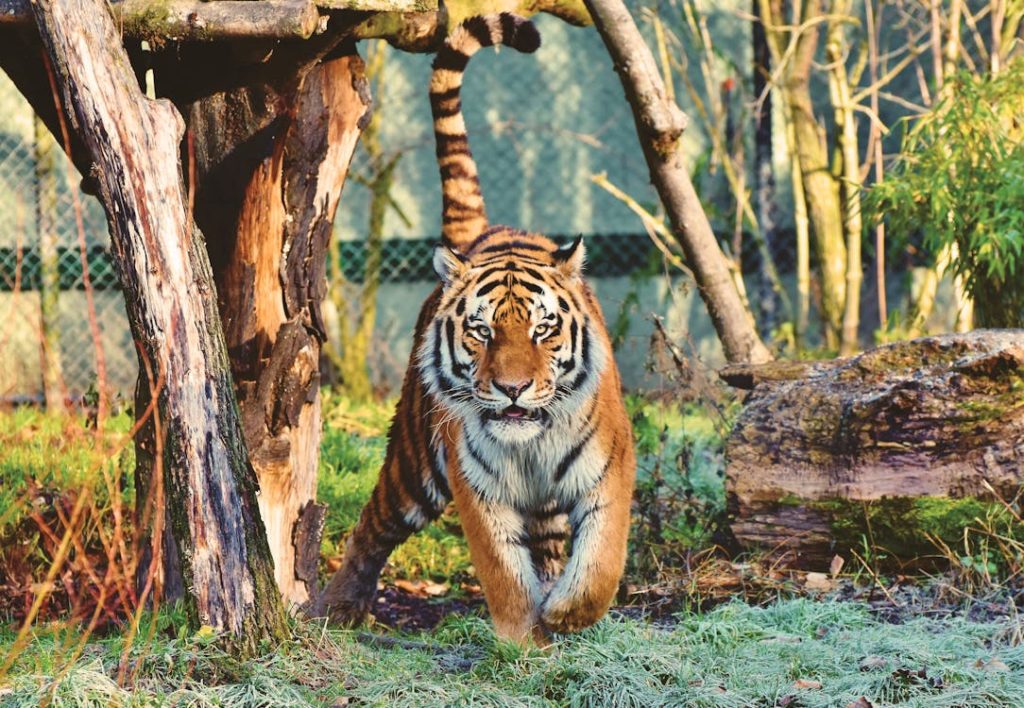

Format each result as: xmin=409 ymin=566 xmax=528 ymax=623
xmin=433 ymin=245 xmax=467 ymax=286
xmin=554 ymin=236 xmax=585 ymax=279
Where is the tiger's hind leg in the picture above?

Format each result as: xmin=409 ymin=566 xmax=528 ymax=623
xmin=318 ymin=386 xmax=450 ymax=626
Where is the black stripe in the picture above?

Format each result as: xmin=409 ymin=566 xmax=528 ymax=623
xmin=467 ymin=225 xmax=516 ymax=252
xmin=464 ymin=437 xmax=497 ymax=478
xmin=593 ymin=434 xmax=622 ymax=488
xmin=518 ymin=278 xmax=544 ymax=294
xmin=400 ymin=400 xmax=442 ymax=520
xmin=566 ymin=323 xmax=591 ymax=390
xmin=435 ymin=133 xmax=470 ymax=156
xmin=475 ymin=266 xmax=507 ymax=282
xmin=567 ymin=319 xmax=578 ymax=364
xmin=432 ymin=99 xmax=463 ymax=118
xmin=432 ymin=48 xmax=470 ymax=72
xmin=390 ymin=411 xmax=425 ymax=508
xmin=475 ymin=254 xmax=550 ymax=268
xmin=475 ymin=278 xmax=504 ymax=297
xmin=534 ymin=504 xmax=565 ymax=519
xmin=530 ymin=530 xmax=568 ymax=544
xmin=382 ymin=474 xmax=419 ymax=534
xmin=571 ymin=503 xmax=604 ymax=537
xmin=440 ymin=161 xmax=475 ymax=181
xmin=557 ymin=296 xmax=570 ymax=312
xmin=499 ymin=13 xmax=518 ymax=46
xmin=554 ymin=425 xmax=596 ymax=483
xmin=432 ymin=320 xmax=460 ymax=393
xmin=429 ymin=86 xmax=462 ymax=104
xmin=479 ymin=240 xmax=549 ymax=254
xmin=446 ymin=318 xmax=469 ymax=378
xmin=455 ymin=297 xmax=465 ymax=316
xmin=463 ymin=16 xmax=495 ymax=47
xmin=427 ymin=438 xmax=452 ymax=503
xmin=530 ymin=546 xmax=563 ymax=562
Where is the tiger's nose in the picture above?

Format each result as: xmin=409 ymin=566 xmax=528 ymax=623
xmin=494 ymin=379 xmax=532 ymax=402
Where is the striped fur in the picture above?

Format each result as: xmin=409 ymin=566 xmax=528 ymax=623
xmin=319 ymin=17 xmax=635 ymax=644
xmin=430 ymin=13 xmax=540 ymax=250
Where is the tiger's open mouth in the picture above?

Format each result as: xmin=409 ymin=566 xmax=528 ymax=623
xmin=486 ymin=404 xmax=544 ymax=423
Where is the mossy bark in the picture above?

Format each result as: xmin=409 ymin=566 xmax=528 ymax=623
xmin=724 ymin=331 xmax=1024 ymax=567
xmin=30 ymin=0 xmax=288 ymax=655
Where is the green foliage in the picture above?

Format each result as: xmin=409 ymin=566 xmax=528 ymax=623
xmin=870 ymin=59 xmax=1024 ymax=327
xmin=626 ymin=396 xmax=729 ymax=582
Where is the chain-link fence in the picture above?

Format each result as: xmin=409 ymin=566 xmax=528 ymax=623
xmin=1 ymin=14 xmax=733 ymax=401
xmin=0 ymin=73 xmax=137 ymax=403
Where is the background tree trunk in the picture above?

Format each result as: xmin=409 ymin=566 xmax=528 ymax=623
xmin=723 ymin=330 xmax=1024 ymax=567
xmin=584 ymin=0 xmax=773 ymax=365
xmin=156 ymin=44 xmax=371 ymax=609
xmin=751 ymin=0 xmax=782 ymax=341
xmin=31 ymin=0 xmax=287 ymax=653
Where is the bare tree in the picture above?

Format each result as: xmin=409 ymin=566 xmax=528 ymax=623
xmin=584 ymin=0 xmax=773 ymax=365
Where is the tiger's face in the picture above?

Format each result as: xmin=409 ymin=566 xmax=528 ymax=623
xmin=419 ymin=234 xmax=605 ymax=445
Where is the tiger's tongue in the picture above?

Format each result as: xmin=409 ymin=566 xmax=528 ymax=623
xmin=503 ymin=406 xmax=527 ymax=419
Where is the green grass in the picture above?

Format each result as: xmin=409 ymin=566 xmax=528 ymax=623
xmin=4 ymin=599 xmax=1024 ymax=706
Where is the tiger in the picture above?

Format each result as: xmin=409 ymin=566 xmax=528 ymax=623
xmin=318 ymin=13 xmax=636 ymax=643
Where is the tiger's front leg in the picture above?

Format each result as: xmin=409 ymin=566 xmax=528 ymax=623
xmin=448 ymin=459 xmax=546 ymax=644
xmin=540 ymin=431 xmax=635 ymax=634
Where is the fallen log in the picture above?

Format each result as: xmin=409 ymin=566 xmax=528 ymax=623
xmin=724 ymin=330 xmax=1024 ymax=567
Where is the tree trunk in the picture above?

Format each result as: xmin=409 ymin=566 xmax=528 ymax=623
xmin=723 ymin=330 xmax=1024 ymax=567
xmin=826 ymin=0 xmax=862 ymax=355
xmin=584 ymin=0 xmax=773 ymax=365
xmin=784 ymin=5 xmax=846 ymax=350
xmin=163 ymin=45 xmax=371 ymax=609
xmin=751 ymin=0 xmax=782 ymax=340
xmin=31 ymin=0 xmax=287 ymax=653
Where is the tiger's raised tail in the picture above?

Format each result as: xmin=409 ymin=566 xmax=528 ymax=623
xmin=430 ymin=14 xmax=540 ymax=251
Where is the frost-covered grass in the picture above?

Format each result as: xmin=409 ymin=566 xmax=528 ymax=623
xmin=3 ymin=599 xmax=1023 ymax=706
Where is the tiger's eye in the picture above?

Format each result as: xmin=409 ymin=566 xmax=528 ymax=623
xmin=534 ymin=324 xmax=549 ymax=337
xmin=473 ymin=325 xmax=492 ymax=340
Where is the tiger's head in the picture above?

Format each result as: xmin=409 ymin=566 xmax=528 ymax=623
xmin=418 ymin=231 xmax=608 ymax=445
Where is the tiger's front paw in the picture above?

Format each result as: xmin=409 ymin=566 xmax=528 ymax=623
xmin=539 ymin=592 xmax=603 ymax=634
xmin=325 ymin=597 xmax=374 ymax=628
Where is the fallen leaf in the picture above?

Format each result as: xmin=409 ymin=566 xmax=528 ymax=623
xmin=859 ymin=656 xmax=887 ymax=671
xmin=975 ymin=658 xmax=1009 ymax=672
xmin=846 ymin=698 xmax=874 ymax=708
xmin=326 ymin=557 xmax=343 ymax=573
xmin=423 ymin=581 xmax=449 ymax=597
xmin=792 ymin=679 xmax=822 ymax=689
xmin=394 ymin=579 xmax=425 ymax=596
xmin=778 ymin=694 xmax=797 ymax=706
xmin=331 ymin=698 xmax=350 ymax=707
xmin=830 ymin=554 xmax=845 ymax=577
xmin=804 ymin=572 xmax=833 ymax=592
